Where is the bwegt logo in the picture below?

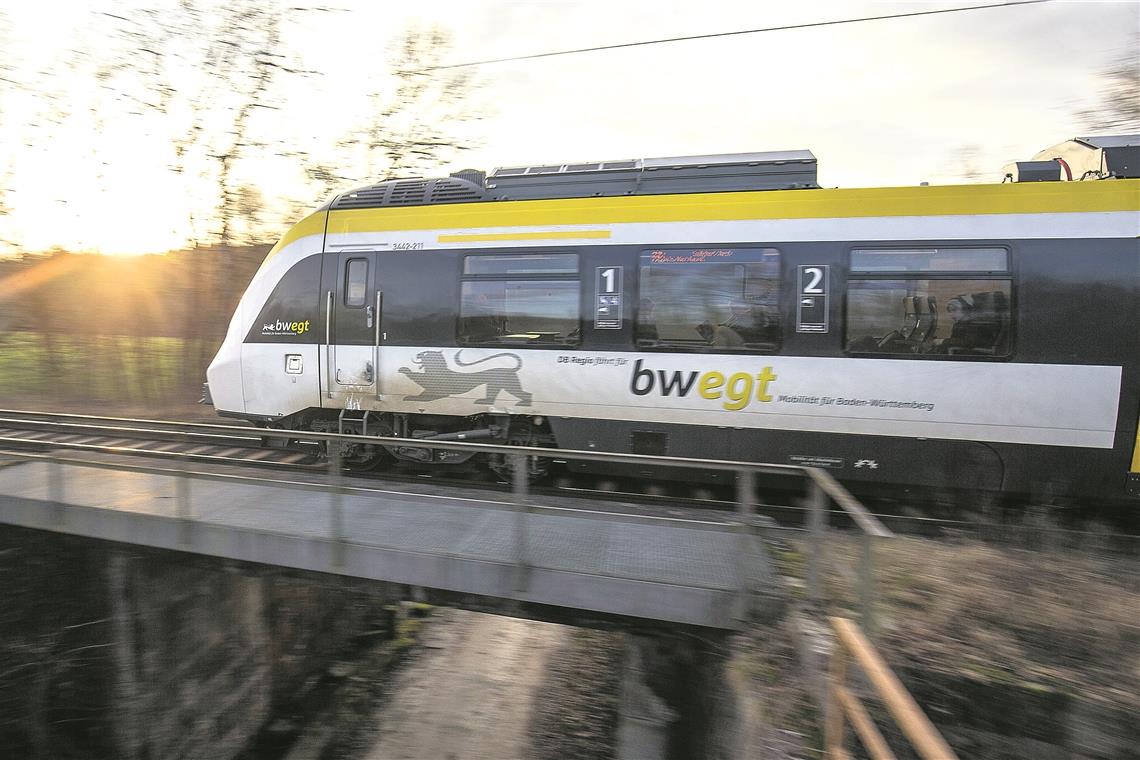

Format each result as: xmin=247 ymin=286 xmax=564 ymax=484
xmin=263 ymin=319 xmax=311 ymax=335
xmin=629 ymin=359 xmax=778 ymax=411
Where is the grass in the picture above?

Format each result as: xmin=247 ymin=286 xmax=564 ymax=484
xmin=403 ymin=601 xmax=434 ymax=617
xmin=0 ymin=331 xmax=218 ymax=405
xmin=390 ymin=602 xmax=434 ymax=651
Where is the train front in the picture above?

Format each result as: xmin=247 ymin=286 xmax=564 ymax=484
xmin=204 ymin=211 xmax=329 ymax=422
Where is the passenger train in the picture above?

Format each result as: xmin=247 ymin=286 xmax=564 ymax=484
xmin=205 ymin=136 xmax=1140 ymax=502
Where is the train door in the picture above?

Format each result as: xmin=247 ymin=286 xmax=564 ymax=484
xmin=325 ymin=253 xmax=379 ymax=405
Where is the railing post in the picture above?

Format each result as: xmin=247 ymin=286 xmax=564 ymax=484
xmin=807 ymin=475 xmax=827 ymax=607
xmin=328 ymin=442 xmax=345 ymax=569
xmin=824 ymin=642 xmax=848 ymax=758
xmin=48 ymin=458 xmax=65 ymax=526
xmin=512 ymin=453 xmax=529 ymax=594
xmin=830 ymin=616 xmax=960 ymax=759
xmin=177 ymin=434 xmax=192 ymax=547
xmin=860 ymin=532 xmax=877 ymax=640
xmin=735 ymin=467 xmax=755 ymax=621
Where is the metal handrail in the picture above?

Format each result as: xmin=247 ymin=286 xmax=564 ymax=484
xmin=805 ymin=469 xmax=894 ymax=638
xmin=0 ymin=408 xmax=804 ymax=475
xmin=826 ymin=616 xmax=958 ymax=760
xmin=811 ymin=468 xmax=892 ymax=538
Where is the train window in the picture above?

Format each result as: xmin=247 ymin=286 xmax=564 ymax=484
xmin=851 ymin=248 xmax=1007 ymax=272
xmin=636 ymin=247 xmax=781 ymax=353
xmin=463 ymin=253 xmax=578 ymax=276
xmin=458 ymin=253 xmax=581 ymax=346
xmin=845 ymin=278 xmax=1012 ymax=357
xmin=344 ymin=258 xmax=368 ymax=307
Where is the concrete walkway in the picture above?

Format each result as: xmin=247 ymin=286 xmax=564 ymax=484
xmin=0 ymin=460 xmax=774 ymax=628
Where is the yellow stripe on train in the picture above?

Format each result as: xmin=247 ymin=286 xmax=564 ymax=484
xmin=325 ymin=180 xmax=1140 ymax=235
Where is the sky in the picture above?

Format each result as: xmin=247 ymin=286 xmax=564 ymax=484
xmin=0 ymin=0 xmax=1137 ymax=254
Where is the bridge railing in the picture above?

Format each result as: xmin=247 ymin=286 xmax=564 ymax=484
xmin=0 ymin=410 xmax=889 ymax=627
xmin=826 ymin=616 xmax=958 ymax=760
xmin=807 ymin=469 xmax=895 ymax=636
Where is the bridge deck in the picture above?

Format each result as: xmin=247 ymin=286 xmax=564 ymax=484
xmin=0 ymin=461 xmax=775 ymax=629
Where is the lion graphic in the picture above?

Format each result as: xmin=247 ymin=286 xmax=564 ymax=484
xmin=398 ymin=350 xmax=533 ymax=406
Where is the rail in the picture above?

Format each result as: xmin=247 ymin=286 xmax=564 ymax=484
xmin=825 ymin=616 xmax=958 ymax=760
xmin=0 ymin=409 xmax=890 ymax=626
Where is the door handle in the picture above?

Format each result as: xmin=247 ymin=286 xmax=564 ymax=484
xmin=326 ymin=290 xmax=334 ymax=399
xmin=374 ymin=292 xmax=384 ymax=399
xmin=366 ymin=305 xmax=374 ymax=329
xmin=375 ymin=292 xmax=383 ymax=346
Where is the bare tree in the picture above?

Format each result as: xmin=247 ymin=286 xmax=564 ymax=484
xmin=35 ymin=10 xmax=481 ymax=249
xmin=232 ymin=184 xmax=267 ymax=246
xmin=1077 ymin=38 xmax=1140 ymax=132
xmin=0 ymin=9 xmax=15 ymax=241
xmin=96 ymin=1 xmax=311 ymax=247
xmin=91 ymin=1 xmax=315 ymax=390
xmin=338 ymin=25 xmax=484 ymax=184
xmin=952 ymin=143 xmax=987 ymax=182
xmin=203 ymin=3 xmax=286 ymax=247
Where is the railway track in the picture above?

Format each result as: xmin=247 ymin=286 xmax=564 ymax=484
xmin=0 ymin=412 xmax=318 ymax=469
xmin=0 ymin=410 xmax=1134 ymax=544
xmin=0 ymin=410 xmax=841 ymax=526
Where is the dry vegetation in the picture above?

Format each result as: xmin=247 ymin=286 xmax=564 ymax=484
xmin=754 ymin=526 xmax=1140 ymax=757
xmin=525 ymin=628 xmax=622 ymax=760
xmin=730 ymin=619 xmax=823 ymax=759
xmin=818 ymin=533 xmax=1140 ymax=710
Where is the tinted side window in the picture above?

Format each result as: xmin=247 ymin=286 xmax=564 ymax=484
xmin=245 ymin=255 xmax=322 ymax=343
xmin=845 ymin=247 xmax=1011 ymax=358
xmin=637 ymin=247 xmax=782 ymax=353
xmin=344 ymin=258 xmax=368 ymax=307
xmin=458 ymin=253 xmax=580 ymax=346
xmin=851 ymin=247 xmax=1007 ymax=272
xmin=464 ymin=253 xmax=577 ymax=275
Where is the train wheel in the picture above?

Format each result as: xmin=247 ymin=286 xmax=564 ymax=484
xmin=328 ymin=441 xmax=388 ymax=473
xmin=488 ymin=452 xmax=550 ymax=484
xmin=345 ymin=452 xmax=386 ymax=472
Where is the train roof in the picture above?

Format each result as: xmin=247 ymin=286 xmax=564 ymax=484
xmin=328 ymin=136 xmax=1140 ymax=213
xmin=329 ymin=149 xmax=818 ymax=210
xmin=1074 ymin=135 xmax=1139 ymax=150
xmin=1023 ymin=134 xmax=1140 ymax=181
